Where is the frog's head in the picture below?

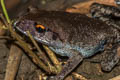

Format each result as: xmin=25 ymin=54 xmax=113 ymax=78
xmin=13 ymin=19 xmax=63 ymax=48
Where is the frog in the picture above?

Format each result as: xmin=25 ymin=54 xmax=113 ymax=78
xmin=13 ymin=5 xmax=120 ymax=80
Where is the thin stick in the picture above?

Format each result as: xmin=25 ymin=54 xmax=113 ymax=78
xmin=26 ymin=31 xmax=50 ymax=65
xmin=26 ymin=31 xmax=58 ymax=73
xmin=4 ymin=44 xmax=23 ymax=80
xmin=0 ymin=0 xmax=53 ymax=74
xmin=1 ymin=14 xmax=51 ymax=73
xmin=43 ymin=45 xmax=62 ymax=73
xmin=11 ymin=30 xmax=51 ymax=73
xmin=72 ymin=72 xmax=88 ymax=80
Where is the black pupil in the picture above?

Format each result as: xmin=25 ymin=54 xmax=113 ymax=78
xmin=36 ymin=27 xmax=45 ymax=33
xmin=34 ymin=23 xmax=46 ymax=33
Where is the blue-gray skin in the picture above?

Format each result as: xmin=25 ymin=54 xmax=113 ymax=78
xmin=13 ymin=8 xmax=120 ymax=80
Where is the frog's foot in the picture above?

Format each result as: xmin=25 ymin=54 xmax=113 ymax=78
xmin=48 ymin=50 xmax=83 ymax=80
xmin=90 ymin=3 xmax=120 ymax=30
xmin=101 ymin=44 xmax=120 ymax=71
xmin=90 ymin=3 xmax=120 ymax=19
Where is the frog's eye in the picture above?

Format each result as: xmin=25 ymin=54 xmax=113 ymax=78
xmin=35 ymin=24 xmax=46 ymax=32
xmin=36 ymin=24 xmax=45 ymax=29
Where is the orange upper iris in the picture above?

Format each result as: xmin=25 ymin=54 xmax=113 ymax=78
xmin=36 ymin=25 xmax=45 ymax=30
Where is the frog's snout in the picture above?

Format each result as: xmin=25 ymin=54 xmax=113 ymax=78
xmin=13 ymin=20 xmax=20 ymax=28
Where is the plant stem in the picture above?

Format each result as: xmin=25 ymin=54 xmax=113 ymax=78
xmin=1 ymin=0 xmax=10 ymax=23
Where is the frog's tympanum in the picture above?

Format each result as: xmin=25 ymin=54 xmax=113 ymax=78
xmin=13 ymin=2 xmax=120 ymax=80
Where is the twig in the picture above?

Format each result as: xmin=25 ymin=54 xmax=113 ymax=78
xmin=27 ymin=31 xmax=58 ymax=74
xmin=26 ymin=31 xmax=50 ymax=65
xmin=4 ymin=44 xmax=23 ymax=80
xmin=72 ymin=72 xmax=88 ymax=80
xmin=43 ymin=45 xmax=62 ymax=73
xmin=11 ymin=30 xmax=51 ymax=73
xmin=1 ymin=14 xmax=51 ymax=73
xmin=0 ymin=36 xmax=11 ymax=39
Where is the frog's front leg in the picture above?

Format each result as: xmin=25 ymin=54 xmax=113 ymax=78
xmin=49 ymin=50 xmax=83 ymax=80
xmin=101 ymin=43 xmax=120 ymax=71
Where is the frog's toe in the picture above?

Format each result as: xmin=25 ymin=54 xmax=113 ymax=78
xmin=101 ymin=56 xmax=120 ymax=71
xmin=101 ymin=61 xmax=113 ymax=71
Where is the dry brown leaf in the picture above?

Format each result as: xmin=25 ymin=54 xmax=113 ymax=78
xmin=109 ymin=75 xmax=120 ymax=80
xmin=66 ymin=0 xmax=116 ymax=14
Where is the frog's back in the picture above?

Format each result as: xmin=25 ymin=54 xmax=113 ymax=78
xmin=18 ymin=10 xmax=120 ymax=57
xmin=21 ymin=10 xmax=119 ymax=46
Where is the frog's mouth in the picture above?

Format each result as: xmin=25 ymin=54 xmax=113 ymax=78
xmin=13 ymin=20 xmax=62 ymax=47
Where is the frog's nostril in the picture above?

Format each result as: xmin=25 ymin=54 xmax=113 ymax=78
xmin=13 ymin=20 xmax=20 ymax=28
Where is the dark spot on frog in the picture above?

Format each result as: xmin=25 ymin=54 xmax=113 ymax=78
xmin=52 ymin=32 xmax=58 ymax=40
